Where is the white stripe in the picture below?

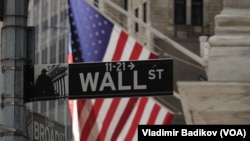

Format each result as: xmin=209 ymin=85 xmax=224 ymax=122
xmin=102 ymin=25 xmax=121 ymax=61
xmin=132 ymin=98 xmax=154 ymax=141
xmin=116 ymin=98 xmax=139 ymax=141
xmin=78 ymin=100 xmax=93 ymax=136
xmin=139 ymin=98 xmax=154 ymax=124
xmin=155 ymin=107 xmax=169 ymax=124
xmin=120 ymin=37 xmax=136 ymax=61
xmin=138 ymin=48 xmax=151 ymax=60
xmin=104 ymin=98 xmax=130 ymax=141
xmin=72 ymin=100 xmax=80 ymax=141
xmin=88 ymin=99 xmax=113 ymax=141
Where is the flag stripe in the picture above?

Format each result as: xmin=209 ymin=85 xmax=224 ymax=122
xmin=131 ymin=97 xmax=156 ymax=141
xmin=110 ymin=98 xmax=139 ymax=141
xmin=104 ymin=98 xmax=130 ymax=141
xmin=80 ymin=99 xmax=104 ymax=141
xmin=90 ymin=99 xmax=113 ymax=141
xmin=77 ymin=100 xmax=89 ymax=134
xmin=72 ymin=100 xmax=80 ymax=141
xmin=121 ymin=37 xmax=136 ymax=61
xmin=130 ymin=43 xmax=143 ymax=60
xmin=96 ymin=98 xmax=121 ymax=141
xmin=103 ymin=26 xmax=121 ymax=61
xmin=163 ymin=112 xmax=174 ymax=124
xmin=77 ymin=100 xmax=85 ymax=118
xmin=124 ymin=98 xmax=148 ymax=141
xmin=147 ymin=104 xmax=161 ymax=124
xmin=149 ymin=53 xmax=159 ymax=59
xmin=112 ymin=31 xmax=128 ymax=61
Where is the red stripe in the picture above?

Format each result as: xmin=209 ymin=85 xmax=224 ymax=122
xmin=149 ymin=52 xmax=159 ymax=59
xmin=129 ymin=43 xmax=142 ymax=60
xmin=68 ymin=54 xmax=73 ymax=63
xmin=77 ymin=100 xmax=86 ymax=129
xmin=111 ymin=98 xmax=138 ymax=141
xmin=80 ymin=99 xmax=104 ymax=141
xmin=124 ymin=97 xmax=148 ymax=141
xmin=112 ymin=31 xmax=128 ymax=61
xmin=67 ymin=100 xmax=74 ymax=121
xmin=162 ymin=112 xmax=174 ymax=124
xmin=96 ymin=98 xmax=121 ymax=141
xmin=77 ymin=100 xmax=86 ymax=118
xmin=147 ymin=104 xmax=161 ymax=124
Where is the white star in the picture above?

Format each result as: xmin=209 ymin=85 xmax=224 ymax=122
xmin=101 ymin=30 xmax=105 ymax=34
xmin=94 ymin=50 xmax=98 ymax=54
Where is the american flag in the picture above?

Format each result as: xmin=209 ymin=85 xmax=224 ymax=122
xmin=68 ymin=0 xmax=174 ymax=141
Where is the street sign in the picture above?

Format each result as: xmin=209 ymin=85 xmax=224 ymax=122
xmin=26 ymin=110 xmax=65 ymax=141
xmin=27 ymin=59 xmax=173 ymax=102
xmin=69 ymin=59 xmax=173 ymax=99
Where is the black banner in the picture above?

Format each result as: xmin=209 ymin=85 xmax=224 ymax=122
xmin=138 ymin=125 xmax=250 ymax=140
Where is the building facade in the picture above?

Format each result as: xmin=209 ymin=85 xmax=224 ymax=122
xmin=27 ymin=0 xmax=73 ymax=140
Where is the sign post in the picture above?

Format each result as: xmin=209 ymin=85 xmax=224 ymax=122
xmin=26 ymin=59 xmax=173 ymax=102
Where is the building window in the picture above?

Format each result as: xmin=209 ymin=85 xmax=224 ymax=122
xmin=35 ymin=52 xmax=39 ymax=64
xmin=174 ymin=0 xmax=186 ymax=25
xmin=60 ymin=9 xmax=68 ymax=22
xmin=42 ymin=20 xmax=48 ymax=30
xmin=124 ymin=0 xmax=128 ymax=10
xmin=59 ymin=38 xmax=65 ymax=63
xmin=191 ymin=0 xmax=203 ymax=25
xmin=41 ymin=101 xmax=46 ymax=114
xmin=135 ymin=8 xmax=139 ymax=32
xmin=143 ymin=2 xmax=147 ymax=23
xmin=49 ymin=101 xmax=55 ymax=119
xmin=34 ymin=0 xmax=39 ymax=5
xmin=94 ymin=0 xmax=99 ymax=7
xmin=51 ymin=15 xmax=57 ymax=27
xmin=42 ymin=48 xmax=47 ymax=64
xmin=174 ymin=0 xmax=203 ymax=26
xmin=50 ymin=43 xmax=56 ymax=63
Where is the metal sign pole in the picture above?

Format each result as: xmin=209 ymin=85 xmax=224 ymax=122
xmin=0 ymin=0 xmax=28 ymax=140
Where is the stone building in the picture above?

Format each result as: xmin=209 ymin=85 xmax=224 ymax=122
xmin=178 ymin=0 xmax=250 ymax=124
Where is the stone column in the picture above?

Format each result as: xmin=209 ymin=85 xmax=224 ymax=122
xmin=208 ymin=0 xmax=250 ymax=81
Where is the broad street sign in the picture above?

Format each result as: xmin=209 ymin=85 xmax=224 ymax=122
xmin=26 ymin=110 xmax=65 ymax=141
xmin=26 ymin=59 xmax=173 ymax=102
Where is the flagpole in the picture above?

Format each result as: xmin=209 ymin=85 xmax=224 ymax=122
xmin=104 ymin=0 xmax=204 ymax=67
